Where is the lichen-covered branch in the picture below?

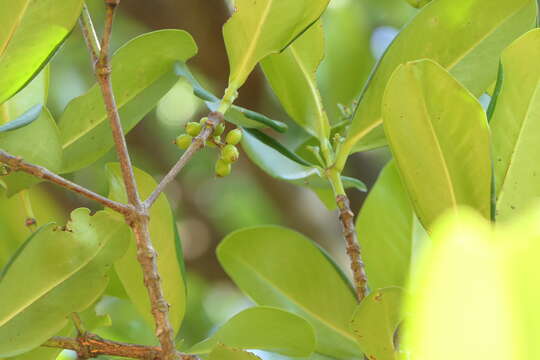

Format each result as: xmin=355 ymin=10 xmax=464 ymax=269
xmin=43 ymin=334 xmax=196 ymax=360
xmin=336 ymin=194 xmax=368 ymax=301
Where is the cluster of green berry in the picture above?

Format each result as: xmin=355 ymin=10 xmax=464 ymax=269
xmin=175 ymin=117 xmax=243 ymax=177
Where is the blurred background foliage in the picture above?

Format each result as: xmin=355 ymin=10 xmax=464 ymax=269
xmin=0 ymin=0 xmax=418 ymax=358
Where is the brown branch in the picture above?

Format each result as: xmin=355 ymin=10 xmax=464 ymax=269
xmin=0 ymin=149 xmax=132 ymax=216
xmin=144 ymin=112 xmax=223 ymax=208
xmin=43 ymin=333 xmax=197 ymax=360
xmin=336 ymin=194 xmax=368 ymax=301
xmin=80 ymin=2 xmax=179 ymax=359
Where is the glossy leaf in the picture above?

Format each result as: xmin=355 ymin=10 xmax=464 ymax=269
xmin=261 ymin=22 xmax=330 ymax=140
xmin=217 ymin=226 xmax=361 ymax=358
xmin=186 ymin=306 xmax=315 ymax=357
xmin=0 ymin=0 xmax=82 ymax=104
xmin=106 ymin=164 xmax=186 ymax=334
xmin=208 ymin=345 xmax=261 ymax=360
xmin=356 ymin=162 xmax=422 ymax=289
xmin=403 ymin=210 xmax=516 ymax=360
xmin=343 ymin=0 xmax=537 ymax=155
xmin=382 ymin=59 xmax=491 ymax=231
xmin=350 ymin=287 xmax=403 ymax=360
xmin=223 ymin=0 xmax=330 ymax=90
xmin=0 ymin=209 xmax=130 ymax=357
xmin=60 ymin=30 xmax=198 ymax=173
xmin=0 ymin=107 xmax=61 ymax=196
xmin=0 ymin=65 xmax=48 ymax=122
xmin=491 ymin=29 xmax=540 ymax=220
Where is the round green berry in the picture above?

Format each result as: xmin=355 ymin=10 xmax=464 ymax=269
xmin=221 ymin=144 xmax=239 ymax=163
xmin=175 ymin=134 xmax=192 ymax=150
xmin=225 ymin=129 xmax=242 ymax=145
xmin=215 ymin=159 xmax=231 ymax=177
xmin=200 ymin=117 xmax=208 ymax=126
xmin=214 ymin=122 xmax=226 ymax=136
xmin=185 ymin=122 xmax=202 ymax=136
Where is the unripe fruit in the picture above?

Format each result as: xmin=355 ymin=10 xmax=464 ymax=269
xmin=175 ymin=134 xmax=192 ymax=150
xmin=226 ymin=129 xmax=242 ymax=145
xmin=200 ymin=117 xmax=208 ymax=126
xmin=214 ymin=122 xmax=226 ymax=136
xmin=215 ymin=159 xmax=231 ymax=177
xmin=221 ymin=144 xmax=239 ymax=163
xmin=185 ymin=122 xmax=202 ymax=136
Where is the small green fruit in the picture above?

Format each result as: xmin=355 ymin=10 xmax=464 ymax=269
xmin=185 ymin=122 xmax=202 ymax=136
xmin=214 ymin=122 xmax=226 ymax=136
xmin=225 ymin=129 xmax=242 ymax=145
xmin=200 ymin=117 xmax=208 ymax=126
xmin=215 ymin=159 xmax=231 ymax=177
xmin=221 ymin=144 xmax=239 ymax=163
xmin=175 ymin=134 xmax=192 ymax=150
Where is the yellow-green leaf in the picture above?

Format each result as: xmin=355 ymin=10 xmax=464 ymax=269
xmin=350 ymin=287 xmax=403 ymax=360
xmin=341 ymin=0 xmax=536 ymax=159
xmin=382 ymin=59 xmax=491 ymax=231
xmin=0 ymin=0 xmax=82 ymax=104
xmin=60 ymin=30 xmax=197 ymax=174
xmin=106 ymin=164 xmax=186 ymax=334
xmin=491 ymin=29 xmax=540 ymax=221
xmin=0 ymin=209 xmax=130 ymax=357
xmin=261 ymin=21 xmax=330 ymax=141
xmin=223 ymin=0 xmax=329 ymax=90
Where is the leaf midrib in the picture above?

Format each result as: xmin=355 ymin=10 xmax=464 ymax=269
xmin=411 ymin=68 xmax=458 ymax=212
xmin=61 ymin=70 xmax=173 ymax=149
xmin=497 ymin=76 xmax=540 ymax=199
xmin=289 ymin=45 xmax=328 ymax=141
xmin=232 ymin=0 xmax=273 ymax=85
xmin=228 ymin=252 xmax=358 ymax=345
xmin=0 ymin=0 xmax=31 ymax=60
xmin=446 ymin=1 xmax=531 ymax=71
xmin=0 ymin=225 xmax=116 ymax=327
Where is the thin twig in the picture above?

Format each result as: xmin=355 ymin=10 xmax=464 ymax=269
xmin=145 ymin=112 xmax=223 ymax=208
xmin=0 ymin=150 xmax=132 ymax=216
xmin=43 ymin=334 xmax=197 ymax=360
xmin=336 ymin=194 xmax=368 ymax=301
xmin=80 ymin=2 xmax=179 ymax=359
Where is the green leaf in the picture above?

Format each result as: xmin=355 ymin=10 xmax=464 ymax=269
xmin=217 ymin=226 xmax=361 ymax=358
xmin=0 ymin=66 xmax=49 ymax=125
xmin=208 ymin=345 xmax=261 ymax=360
xmin=223 ymin=0 xmax=330 ymax=90
xmin=382 ymin=59 xmax=491 ymax=232
xmin=106 ymin=163 xmax=186 ymax=334
xmin=491 ymin=29 xmax=540 ymax=221
xmin=343 ymin=0 xmax=537 ymax=156
xmin=261 ymin=21 xmax=330 ymax=141
xmin=0 ymin=107 xmax=62 ymax=196
xmin=0 ymin=0 xmax=82 ymax=104
xmin=350 ymin=287 xmax=403 ymax=360
xmin=186 ymin=306 xmax=315 ymax=357
xmin=0 ymin=208 xmax=130 ymax=357
xmin=356 ymin=161 xmax=423 ymax=289
xmin=59 ymin=30 xmax=198 ymax=174
xmin=403 ymin=210 xmax=516 ymax=359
